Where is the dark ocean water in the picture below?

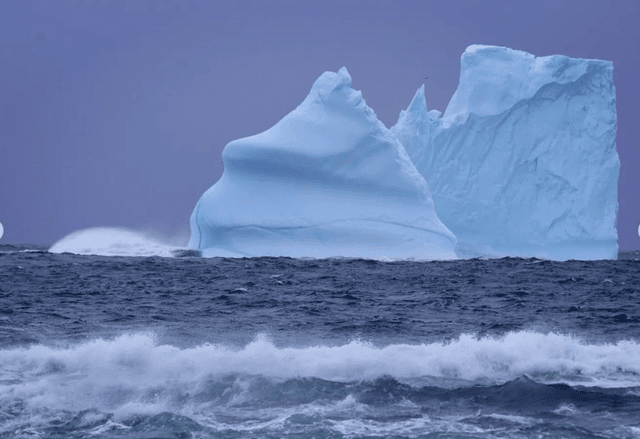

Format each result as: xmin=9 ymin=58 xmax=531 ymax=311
xmin=1 ymin=244 xmax=640 ymax=438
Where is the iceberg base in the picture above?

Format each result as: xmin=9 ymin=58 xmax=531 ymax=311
xmin=198 ymin=220 xmax=457 ymax=260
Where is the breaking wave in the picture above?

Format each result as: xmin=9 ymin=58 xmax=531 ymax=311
xmin=3 ymin=331 xmax=640 ymax=406
xmin=48 ymin=227 xmax=196 ymax=258
xmin=3 ymin=331 xmax=640 ymax=437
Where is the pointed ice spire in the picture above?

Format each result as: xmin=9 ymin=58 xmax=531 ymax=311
xmin=407 ymin=84 xmax=427 ymax=114
xmin=390 ymin=84 xmax=432 ymax=167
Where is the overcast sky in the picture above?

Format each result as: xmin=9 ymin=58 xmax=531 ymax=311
xmin=1 ymin=0 xmax=639 ymax=250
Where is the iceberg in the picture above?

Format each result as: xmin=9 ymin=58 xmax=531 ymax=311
xmin=392 ymin=45 xmax=619 ymax=260
xmin=189 ymin=67 xmax=457 ymax=259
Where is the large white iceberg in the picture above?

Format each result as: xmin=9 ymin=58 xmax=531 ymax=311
xmin=392 ymin=45 xmax=619 ymax=260
xmin=189 ymin=67 xmax=457 ymax=259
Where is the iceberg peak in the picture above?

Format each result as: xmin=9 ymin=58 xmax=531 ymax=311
xmin=310 ymin=66 xmax=352 ymax=96
xmin=407 ymin=84 xmax=426 ymax=113
xmin=298 ymin=66 xmax=369 ymax=117
xmin=390 ymin=85 xmax=431 ymax=167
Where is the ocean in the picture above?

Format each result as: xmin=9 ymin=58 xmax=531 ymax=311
xmin=1 ymin=243 xmax=639 ymax=438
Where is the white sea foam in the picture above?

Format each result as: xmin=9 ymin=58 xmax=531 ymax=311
xmin=484 ymin=413 xmax=537 ymax=425
xmin=330 ymin=415 xmax=485 ymax=437
xmin=1 ymin=331 xmax=640 ymax=419
xmin=553 ymin=403 xmax=578 ymax=415
xmin=48 ymin=227 xmax=190 ymax=257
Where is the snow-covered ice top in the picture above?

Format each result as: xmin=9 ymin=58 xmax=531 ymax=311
xmin=393 ymin=45 xmax=619 ymax=260
xmin=444 ymin=45 xmax=595 ymax=125
xmin=189 ymin=67 xmax=457 ymax=259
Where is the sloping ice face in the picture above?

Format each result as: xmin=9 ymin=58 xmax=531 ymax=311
xmin=189 ymin=67 xmax=457 ymax=259
xmin=392 ymin=45 xmax=619 ymax=260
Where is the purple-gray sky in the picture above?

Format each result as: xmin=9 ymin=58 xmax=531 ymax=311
xmin=1 ymin=0 xmax=639 ymax=249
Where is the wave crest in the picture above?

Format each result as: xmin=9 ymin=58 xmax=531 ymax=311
xmin=2 ymin=331 xmax=639 ymax=434
xmin=48 ymin=227 xmax=192 ymax=257
xmin=2 ymin=331 xmax=639 ymax=390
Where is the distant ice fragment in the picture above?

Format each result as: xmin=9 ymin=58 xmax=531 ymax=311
xmin=189 ymin=67 xmax=456 ymax=259
xmin=392 ymin=45 xmax=619 ymax=260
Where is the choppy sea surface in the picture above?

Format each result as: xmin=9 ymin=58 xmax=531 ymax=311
xmin=1 ymin=242 xmax=640 ymax=438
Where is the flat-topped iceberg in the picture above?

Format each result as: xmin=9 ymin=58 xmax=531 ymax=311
xmin=393 ymin=45 xmax=619 ymax=260
xmin=189 ymin=67 xmax=457 ymax=259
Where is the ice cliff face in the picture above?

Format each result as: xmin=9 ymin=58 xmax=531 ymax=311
xmin=189 ymin=67 xmax=457 ymax=259
xmin=393 ymin=45 xmax=619 ymax=260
